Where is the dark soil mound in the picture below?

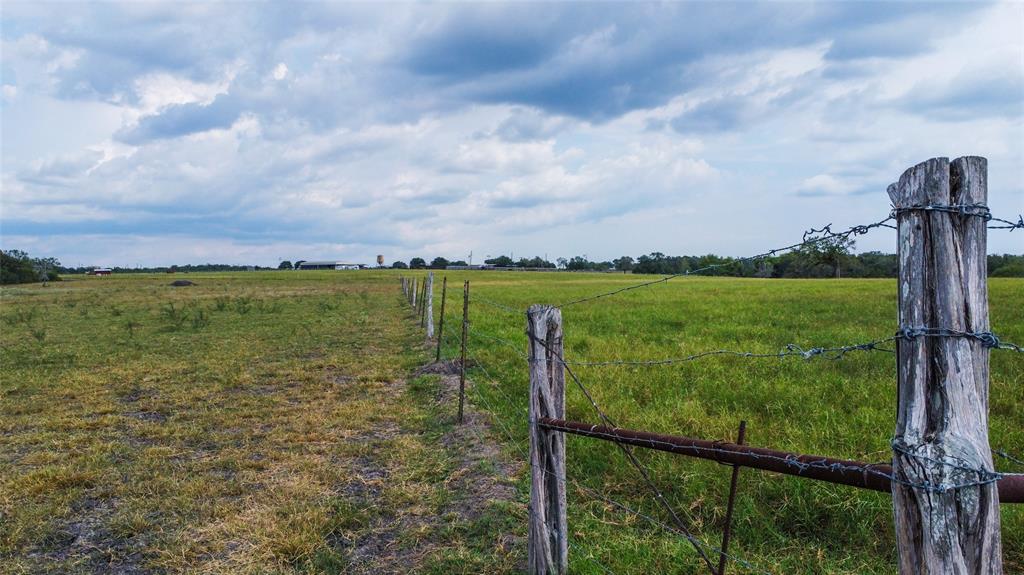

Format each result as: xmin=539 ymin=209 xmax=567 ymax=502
xmin=169 ymin=280 xmax=195 ymax=287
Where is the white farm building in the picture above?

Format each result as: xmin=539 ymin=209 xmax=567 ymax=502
xmin=297 ymin=261 xmax=365 ymax=270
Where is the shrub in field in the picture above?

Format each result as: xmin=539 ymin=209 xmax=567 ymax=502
xmin=190 ymin=309 xmax=210 ymax=330
xmin=160 ymin=302 xmax=188 ymax=330
xmin=233 ymin=296 xmax=253 ymax=315
xmin=212 ymin=296 xmax=231 ymax=311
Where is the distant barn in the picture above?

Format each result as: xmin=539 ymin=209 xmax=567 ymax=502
xmin=297 ymin=261 xmax=364 ymax=270
xmin=88 ymin=268 xmax=112 ymax=276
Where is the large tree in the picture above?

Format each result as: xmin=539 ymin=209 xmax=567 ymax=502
xmin=1 ymin=250 xmax=39 ymax=284
xmin=278 ymin=260 xmax=293 ymax=270
xmin=800 ymin=236 xmax=855 ymax=278
xmin=409 ymin=257 xmax=426 ymax=269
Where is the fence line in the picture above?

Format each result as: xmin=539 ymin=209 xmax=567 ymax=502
xmin=395 ymin=168 xmax=1022 ymax=572
xmin=459 ymin=345 xmax=768 ymax=574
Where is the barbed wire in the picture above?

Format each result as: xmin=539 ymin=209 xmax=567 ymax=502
xmin=897 ymin=327 xmax=1022 ymax=352
xmin=891 ymin=203 xmax=1023 ymax=231
xmin=555 ymin=215 xmax=896 ymax=308
xmin=528 ymin=330 xmax=1014 ymax=494
xmin=555 ymin=205 xmax=1023 ymax=309
xmin=472 ymin=295 xmax=523 ymax=315
xmin=543 ymin=327 xmax=1020 ymax=368
xmin=994 ymin=450 xmax=1024 ymax=468
xmin=468 ymin=328 xmax=529 ymax=358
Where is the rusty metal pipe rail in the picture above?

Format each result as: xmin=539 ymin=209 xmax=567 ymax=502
xmin=537 ymin=417 xmax=1024 ymax=504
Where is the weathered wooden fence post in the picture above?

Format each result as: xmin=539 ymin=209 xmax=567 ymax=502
xmin=419 ymin=277 xmax=425 ymax=327
xmin=458 ymin=280 xmax=469 ymax=423
xmin=435 ymin=277 xmax=447 ymax=361
xmin=425 ymin=273 xmax=434 ymax=336
xmin=420 ymin=278 xmax=428 ymax=328
xmin=527 ymin=305 xmax=567 ymax=575
xmin=411 ymin=277 xmax=417 ymax=308
xmin=888 ymin=156 xmax=1001 ymax=574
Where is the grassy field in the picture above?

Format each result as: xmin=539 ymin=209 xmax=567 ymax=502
xmin=2 ymin=270 xmax=1021 ymax=574
xmin=429 ymin=271 xmax=1024 ymax=574
xmin=0 ymin=272 xmax=519 ymax=574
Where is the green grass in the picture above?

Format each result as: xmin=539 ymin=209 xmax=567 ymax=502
xmin=1 ymin=270 xmax=1020 ymax=574
xmin=0 ymin=271 xmax=517 ymax=574
xmin=428 ymin=271 xmax=1024 ymax=574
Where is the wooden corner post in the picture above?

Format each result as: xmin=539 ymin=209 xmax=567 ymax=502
xmin=527 ymin=305 xmax=567 ymax=575
xmin=888 ymin=156 xmax=1001 ymax=574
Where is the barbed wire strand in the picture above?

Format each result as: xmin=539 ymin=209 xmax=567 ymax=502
xmin=554 ymin=215 xmax=897 ymax=309
xmin=892 ymin=203 xmax=1023 ymax=231
xmin=555 ymin=327 xmax=1021 ymax=367
xmin=554 ymin=205 xmax=1024 ymax=309
xmin=993 ymin=450 xmax=1024 ymax=468
xmin=529 ymin=328 xmax=1013 ymax=493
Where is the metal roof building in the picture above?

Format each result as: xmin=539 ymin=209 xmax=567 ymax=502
xmin=297 ymin=261 xmax=364 ymax=270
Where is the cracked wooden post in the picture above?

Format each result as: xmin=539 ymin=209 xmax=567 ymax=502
xmin=527 ymin=305 xmax=567 ymax=575
xmin=435 ymin=277 xmax=447 ymax=362
xmin=888 ymin=156 xmax=1001 ymax=574
xmin=425 ymin=272 xmax=434 ymax=338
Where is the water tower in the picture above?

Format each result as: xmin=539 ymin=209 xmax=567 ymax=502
xmin=376 ymin=254 xmax=384 ymax=267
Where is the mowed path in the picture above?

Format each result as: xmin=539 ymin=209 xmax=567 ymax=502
xmin=0 ymin=273 xmax=520 ymax=574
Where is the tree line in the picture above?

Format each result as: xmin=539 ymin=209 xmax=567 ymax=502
xmin=2 ymin=248 xmax=1022 ymax=285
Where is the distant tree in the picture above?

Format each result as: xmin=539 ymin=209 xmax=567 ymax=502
xmin=566 ymin=256 xmax=590 ymax=270
xmin=294 ymin=260 xmax=306 ymax=270
xmin=1 ymin=250 xmax=39 ymax=284
xmin=798 ymin=237 xmax=855 ymax=278
xmin=409 ymin=257 xmax=426 ymax=269
xmin=430 ymin=257 xmax=450 ymax=269
xmin=613 ymin=256 xmax=635 ymax=271
xmin=484 ymin=255 xmax=513 ymax=267
xmin=278 ymin=260 xmax=293 ymax=270
xmin=513 ymin=256 xmax=555 ymax=268
xmin=449 ymin=260 xmax=468 ymax=266
xmin=392 ymin=261 xmax=408 ymax=269
xmin=556 ymin=257 xmax=568 ymax=269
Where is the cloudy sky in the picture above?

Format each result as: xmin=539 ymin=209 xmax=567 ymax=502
xmin=1 ymin=1 xmax=1022 ymax=267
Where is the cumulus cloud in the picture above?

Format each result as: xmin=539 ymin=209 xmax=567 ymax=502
xmin=1 ymin=1 xmax=1021 ymax=266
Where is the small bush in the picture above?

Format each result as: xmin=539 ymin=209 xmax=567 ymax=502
xmin=160 ymin=302 xmax=188 ymax=330
xmin=190 ymin=309 xmax=210 ymax=330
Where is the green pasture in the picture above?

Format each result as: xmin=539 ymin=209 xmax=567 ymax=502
xmin=1 ymin=270 xmax=1020 ymax=574
xmin=427 ymin=271 xmax=1024 ymax=574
